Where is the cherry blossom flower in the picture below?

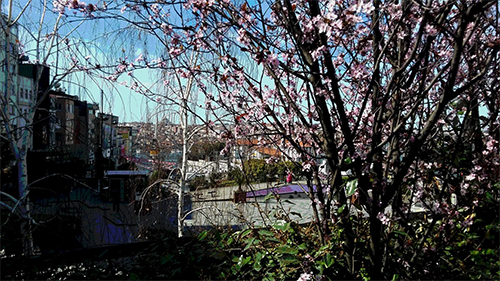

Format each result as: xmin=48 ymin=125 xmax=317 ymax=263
xmin=377 ymin=212 xmax=390 ymax=225
xmin=298 ymin=272 xmax=313 ymax=281
xmin=267 ymin=53 xmax=280 ymax=69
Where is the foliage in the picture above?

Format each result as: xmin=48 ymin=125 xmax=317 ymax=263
xmin=227 ymin=167 xmax=245 ymax=187
xmin=208 ymin=172 xmax=224 ymax=187
xmin=122 ymin=233 xmax=231 ymax=280
xmin=3 ymin=204 xmax=499 ymax=280
xmin=188 ymin=141 xmax=226 ymax=161
xmin=190 ymin=175 xmax=209 ymax=190
xmin=193 ymin=198 xmax=500 ymax=280
xmin=242 ymin=159 xmax=302 ymax=183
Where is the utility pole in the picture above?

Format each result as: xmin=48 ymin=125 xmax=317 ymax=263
xmin=95 ymin=90 xmax=104 ymax=193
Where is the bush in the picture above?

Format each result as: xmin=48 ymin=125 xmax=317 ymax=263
xmin=242 ymin=159 xmax=302 ymax=184
xmin=189 ymin=176 xmax=208 ymax=190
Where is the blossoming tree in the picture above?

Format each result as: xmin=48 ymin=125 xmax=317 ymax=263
xmin=61 ymin=0 xmax=499 ymax=278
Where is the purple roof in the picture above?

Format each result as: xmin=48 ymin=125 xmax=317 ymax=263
xmin=246 ymin=184 xmax=319 ymax=198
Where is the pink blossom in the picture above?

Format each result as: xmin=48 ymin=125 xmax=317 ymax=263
xmin=161 ymin=23 xmax=173 ymax=35
xmin=360 ymin=0 xmax=375 ymax=14
xmin=311 ymin=46 xmax=326 ymax=61
xmin=298 ymin=272 xmax=313 ymax=281
xmin=377 ymin=212 xmax=390 ymax=225
xmin=237 ymin=28 xmax=250 ymax=45
xmin=486 ymin=139 xmax=498 ymax=152
xmin=465 ymin=173 xmax=476 ymax=181
xmin=397 ymin=258 xmax=410 ymax=268
xmin=117 ymin=64 xmax=127 ymax=73
xmin=169 ymin=47 xmax=183 ymax=57
xmin=267 ymin=53 xmax=280 ymax=69
xmin=425 ymin=24 xmax=438 ymax=36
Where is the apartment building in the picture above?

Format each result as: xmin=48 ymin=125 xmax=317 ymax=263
xmin=1 ymin=15 xmax=51 ymax=151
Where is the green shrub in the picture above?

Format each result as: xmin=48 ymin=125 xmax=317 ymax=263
xmin=242 ymin=159 xmax=302 ymax=184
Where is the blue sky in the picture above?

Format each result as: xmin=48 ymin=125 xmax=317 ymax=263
xmin=5 ymin=0 xmax=172 ymax=123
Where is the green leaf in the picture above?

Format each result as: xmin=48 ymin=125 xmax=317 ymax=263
xmin=254 ymin=252 xmax=263 ymax=271
xmin=326 ymin=252 xmax=334 ymax=268
xmin=338 ymin=204 xmax=346 ymax=214
xmin=344 ymin=157 xmax=352 ymax=164
xmin=263 ymin=275 xmax=275 ymax=281
xmin=485 ymin=248 xmax=496 ymax=255
xmin=267 ymin=236 xmax=281 ymax=243
xmin=273 ymin=221 xmax=290 ymax=231
xmin=319 ymin=244 xmax=330 ymax=253
xmin=258 ymin=229 xmax=275 ymax=237
xmin=345 ymin=179 xmax=358 ymax=197
xmin=240 ymin=256 xmax=251 ymax=266
xmin=486 ymin=192 xmax=494 ymax=202
xmin=241 ymin=228 xmax=252 ymax=238
xmin=198 ymin=230 xmax=208 ymax=241
xmin=298 ymin=243 xmax=307 ymax=250
xmin=276 ymin=245 xmax=298 ymax=255
xmin=280 ymin=255 xmax=299 ymax=266
xmin=244 ymin=238 xmax=256 ymax=251
xmin=232 ymin=264 xmax=240 ymax=274
xmin=393 ymin=230 xmax=407 ymax=236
